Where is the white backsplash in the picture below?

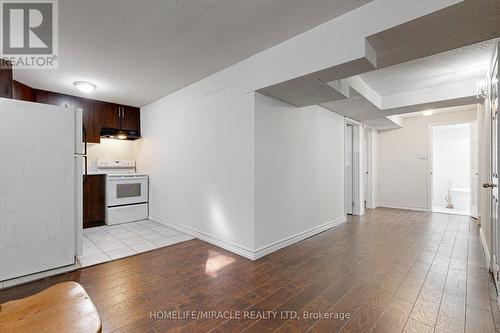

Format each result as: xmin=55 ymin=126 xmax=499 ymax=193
xmin=87 ymin=138 xmax=142 ymax=173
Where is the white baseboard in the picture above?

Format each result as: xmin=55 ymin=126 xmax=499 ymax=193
xmin=376 ymin=202 xmax=429 ymax=212
xmin=480 ymin=227 xmax=491 ymax=271
xmin=149 ymin=215 xmax=346 ymax=260
xmin=252 ymin=216 xmax=346 ymax=259
xmin=149 ymin=214 xmax=255 ymax=259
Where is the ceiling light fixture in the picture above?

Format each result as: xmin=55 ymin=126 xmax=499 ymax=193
xmin=73 ymin=81 xmax=96 ymax=93
xmin=422 ymin=110 xmax=434 ymax=117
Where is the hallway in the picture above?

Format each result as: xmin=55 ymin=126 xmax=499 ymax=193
xmin=0 ymin=208 xmax=497 ymax=332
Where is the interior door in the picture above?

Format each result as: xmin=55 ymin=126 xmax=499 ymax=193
xmin=0 ymin=99 xmax=76 ymax=281
xmin=489 ymin=42 xmax=500 ymax=288
xmin=345 ymin=124 xmax=354 ymax=215
xmin=471 ymin=120 xmax=479 ymax=219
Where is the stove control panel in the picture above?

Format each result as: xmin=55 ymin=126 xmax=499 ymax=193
xmin=97 ymin=159 xmax=136 ymax=169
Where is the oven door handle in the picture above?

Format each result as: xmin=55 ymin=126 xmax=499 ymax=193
xmin=108 ymin=176 xmax=149 ymax=181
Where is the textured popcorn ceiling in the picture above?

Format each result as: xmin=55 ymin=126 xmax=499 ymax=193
xmin=361 ymin=41 xmax=494 ymax=96
xmin=13 ymin=0 xmax=371 ymax=106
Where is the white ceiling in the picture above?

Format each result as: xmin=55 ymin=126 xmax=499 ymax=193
xmin=360 ymin=40 xmax=494 ymax=96
xmin=317 ymin=40 xmax=497 ymax=129
xmin=13 ymin=0 xmax=371 ymax=106
xmin=398 ymin=104 xmax=477 ymax=118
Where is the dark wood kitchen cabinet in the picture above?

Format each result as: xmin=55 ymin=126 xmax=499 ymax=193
xmin=34 ymin=89 xmax=72 ymax=108
xmin=0 ymin=61 xmax=12 ymax=98
xmin=101 ymin=104 xmax=140 ymax=131
xmin=83 ymin=175 xmax=105 ymax=228
xmin=12 ymin=80 xmax=35 ymax=102
xmin=119 ymin=105 xmax=140 ymax=131
xmin=99 ymin=101 xmax=121 ymax=129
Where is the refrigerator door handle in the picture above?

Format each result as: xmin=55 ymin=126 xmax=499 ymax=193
xmin=74 ymin=108 xmax=87 ymax=182
xmin=82 ymin=123 xmax=87 ymax=156
xmin=82 ymin=124 xmax=88 ymax=182
xmin=84 ymin=155 xmax=88 ymax=182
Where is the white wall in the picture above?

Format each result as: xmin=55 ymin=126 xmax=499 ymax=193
xmin=377 ymin=107 xmax=477 ymax=211
xmin=254 ymin=93 xmax=345 ymax=253
xmin=138 ymin=86 xmax=256 ymax=255
xmin=138 ymin=0 xmax=458 ymax=258
xmin=432 ymin=124 xmax=471 ymax=208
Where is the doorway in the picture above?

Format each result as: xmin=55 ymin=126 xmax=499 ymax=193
xmin=431 ymin=123 xmax=472 ymax=216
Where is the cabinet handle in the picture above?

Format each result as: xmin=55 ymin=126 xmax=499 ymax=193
xmin=122 ymin=108 xmax=125 ymax=118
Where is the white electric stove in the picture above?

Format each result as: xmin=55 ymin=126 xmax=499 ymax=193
xmin=96 ymin=159 xmax=149 ymax=225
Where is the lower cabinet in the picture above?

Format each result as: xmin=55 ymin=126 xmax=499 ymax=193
xmin=83 ymin=175 xmax=106 ymax=228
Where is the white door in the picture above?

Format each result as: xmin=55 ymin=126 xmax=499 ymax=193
xmin=471 ymin=120 xmax=479 ymax=219
xmin=488 ymin=42 xmax=500 ymax=288
xmin=345 ymin=124 xmax=354 ymax=214
xmin=0 ymin=99 xmax=77 ymax=281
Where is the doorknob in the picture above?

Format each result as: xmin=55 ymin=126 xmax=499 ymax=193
xmin=483 ymin=182 xmax=497 ymax=188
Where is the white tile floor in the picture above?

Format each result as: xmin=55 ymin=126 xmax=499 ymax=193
xmin=433 ymin=205 xmax=470 ymax=216
xmin=79 ymin=220 xmax=195 ymax=267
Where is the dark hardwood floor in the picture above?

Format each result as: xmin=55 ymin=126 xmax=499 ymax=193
xmin=0 ymin=208 xmax=498 ymax=332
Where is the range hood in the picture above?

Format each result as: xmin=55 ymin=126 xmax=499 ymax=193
xmin=100 ymin=128 xmax=141 ymax=140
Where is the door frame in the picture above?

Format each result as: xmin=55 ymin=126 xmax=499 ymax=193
xmin=345 ymin=123 xmax=354 ymax=215
xmin=471 ymin=119 xmax=479 ymax=219
xmin=364 ymin=126 xmax=376 ymax=209
xmin=427 ymin=120 xmax=474 ymax=214
xmin=345 ymin=117 xmax=363 ymax=216
xmin=488 ymin=42 xmax=500 ymax=295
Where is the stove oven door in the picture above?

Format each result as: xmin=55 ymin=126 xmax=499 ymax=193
xmin=106 ymin=175 xmax=148 ymax=207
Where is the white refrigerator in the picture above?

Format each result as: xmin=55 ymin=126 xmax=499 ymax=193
xmin=0 ymin=98 xmax=84 ymax=281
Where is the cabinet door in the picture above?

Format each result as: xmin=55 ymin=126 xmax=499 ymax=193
xmin=120 ymin=105 xmax=140 ymax=131
xmin=99 ymin=102 xmax=121 ymax=130
xmin=35 ymin=90 xmax=72 ymax=108
xmin=73 ymin=97 xmax=100 ymax=143
xmin=83 ymin=175 xmax=105 ymax=228
xmin=0 ymin=61 xmax=12 ymax=98
xmin=13 ymin=80 xmax=35 ymax=102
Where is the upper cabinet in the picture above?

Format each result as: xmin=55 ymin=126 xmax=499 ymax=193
xmin=101 ymin=104 xmax=140 ymax=131
xmin=98 ymin=101 xmax=121 ymax=130
xmin=12 ymin=81 xmax=35 ymax=102
xmin=11 ymin=81 xmax=140 ymax=143
xmin=35 ymin=89 xmax=73 ymax=108
xmin=119 ymin=105 xmax=140 ymax=131
xmin=0 ymin=62 xmax=13 ymax=98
